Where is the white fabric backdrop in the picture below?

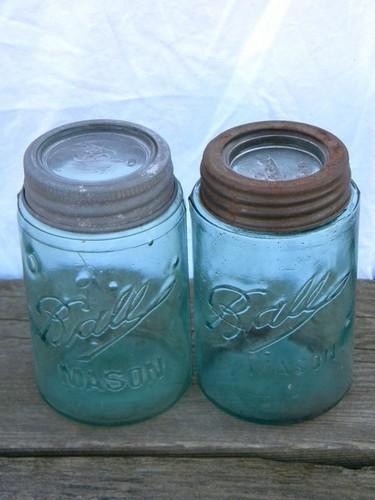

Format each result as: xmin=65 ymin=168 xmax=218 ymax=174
xmin=0 ymin=0 xmax=374 ymax=278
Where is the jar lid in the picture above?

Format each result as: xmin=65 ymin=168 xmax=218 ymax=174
xmin=21 ymin=120 xmax=177 ymax=233
xmin=199 ymin=121 xmax=351 ymax=233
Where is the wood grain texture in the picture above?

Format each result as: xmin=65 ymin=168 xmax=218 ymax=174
xmin=1 ymin=457 xmax=375 ymax=500
xmin=356 ymin=280 xmax=375 ymax=318
xmin=0 ymin=280 xmax=374 ymax=467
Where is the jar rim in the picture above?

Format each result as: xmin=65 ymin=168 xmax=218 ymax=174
xmin=18 ymin=182 xmax=185 ymax=252
xmin=190 ymin=180 xmax=360 ymax=239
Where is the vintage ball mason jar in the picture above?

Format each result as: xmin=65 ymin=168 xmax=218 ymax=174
xmin=18 ymin=120 xmax=191 ymax=425
xmin=190 ymin=121 xmax=359 ymax=424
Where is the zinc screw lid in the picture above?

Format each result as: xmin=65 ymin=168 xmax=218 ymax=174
xmin=21 ymin=119 xmax=177 ymax=233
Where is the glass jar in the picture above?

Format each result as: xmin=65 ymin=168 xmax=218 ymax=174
xmin=190 ymin=121 xmax=359 ymax=424
xmin=18 ymin=120 xmax=191 ymax=425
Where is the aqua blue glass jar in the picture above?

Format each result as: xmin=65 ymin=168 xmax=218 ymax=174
xmin=18 ymin=120 xmax=191 ymax=425
xmin=190 ymin=121 xmax=359 ymax=424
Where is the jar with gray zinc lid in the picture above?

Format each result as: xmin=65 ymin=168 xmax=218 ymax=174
xmin=18 ymin=119 xmax=191 ymax=425
xmin=190 ymin=121 xmax=359 ymax=424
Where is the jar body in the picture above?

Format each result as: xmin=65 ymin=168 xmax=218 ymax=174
xmin=18 ymin=185 xmax=191 ymax=425
xmin=190 ymin=183 xmax=359 ymax=424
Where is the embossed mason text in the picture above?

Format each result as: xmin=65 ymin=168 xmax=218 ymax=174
xmin=59 ymin=357 xmax=165 ymax=392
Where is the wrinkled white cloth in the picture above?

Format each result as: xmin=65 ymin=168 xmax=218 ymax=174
xmin=0 ymin=0 xmax=374 ymax=278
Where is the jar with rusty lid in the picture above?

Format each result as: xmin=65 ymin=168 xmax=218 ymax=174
xmin=18 ymin=119 xmax=191 ymax=425
xmin=190 ymin=121 xmax=359 ymax=423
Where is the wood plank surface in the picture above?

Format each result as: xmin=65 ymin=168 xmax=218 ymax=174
xmin=1 ymin=456 xmax=375 ymax=500
xmin=0 ymin=281 xmax=374 ymax=468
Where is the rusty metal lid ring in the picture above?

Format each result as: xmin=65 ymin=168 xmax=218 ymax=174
xmin=200 ymin=121 xmax=351 ymax=233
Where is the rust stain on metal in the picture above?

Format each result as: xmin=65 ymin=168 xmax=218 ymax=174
xmin=200 ymin=120 xmax=351 ymax=233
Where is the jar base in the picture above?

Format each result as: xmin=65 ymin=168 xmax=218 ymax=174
xmin=198 ymin=381 xmax=352 ymax=425
xmin=37 ymin=376 xmax=191 ymax=426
